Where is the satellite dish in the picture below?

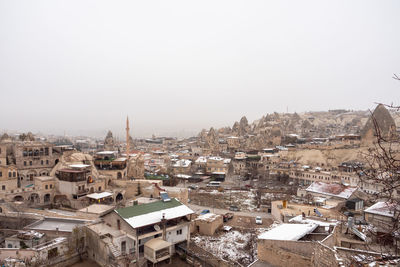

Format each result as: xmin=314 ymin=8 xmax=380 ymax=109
xmin=154 ymin=224 xmax=161 ymax=231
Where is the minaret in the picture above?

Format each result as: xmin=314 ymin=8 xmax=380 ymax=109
xmin=126 ymin=116 xmax=130 ymax=159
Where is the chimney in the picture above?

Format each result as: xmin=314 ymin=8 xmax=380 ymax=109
xmin=162 ymin=213 xmax=166 ymax=241
xmin=348 ymin=216 xmax=354 ymax=229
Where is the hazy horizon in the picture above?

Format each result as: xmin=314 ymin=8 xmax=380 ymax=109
xmin=1 ymin=1 xmax=399 ymax=138
xmin=0 ymin=108 xmax=382 ymax=139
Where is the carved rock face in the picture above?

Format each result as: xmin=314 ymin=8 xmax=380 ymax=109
xmin=104 ymin=130 xmax=115 ymax=150
xmin=127 ymin=155 xmax=144 ymax=179
xmin=361 ymin=104 xmax=397 ymax=141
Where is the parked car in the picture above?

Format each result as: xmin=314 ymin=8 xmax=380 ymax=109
xmin=189 ymin=184 xmax=199 ymax=190
xmin=223 ymin=225 xmax=232 ymax=232
xmin=229 ymin=205 xmax=240 ymax=211
xmin=223 ymin=212 xmax=234 ymax=222
xmin=200 ymin=209 xmax=210 ymax=215
xmin=255 ymin=216 xmax=262 ymax=225
xmin=207 ymin=181 xmax=221 ymax=187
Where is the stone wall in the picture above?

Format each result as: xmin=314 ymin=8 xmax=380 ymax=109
xmin=312 ymin=242 xmax=341 ymax=267
xmin=194 ymin=215 xmax=223 ymax=236
xmin=257 ymin=239 xmax=314 ymax=267
xmin=270 ymin=200 xmax=284 ymax=222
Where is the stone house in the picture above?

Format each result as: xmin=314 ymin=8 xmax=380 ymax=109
xmin=102 ymin=197 xmax=193 ymax=263
xmin=257 ymin=220 xmax=336 ymax=267
xmin=364 ymin=202 xmax=398 ymax=233
xmin=194 ymin=213 xmax=223 ymax=236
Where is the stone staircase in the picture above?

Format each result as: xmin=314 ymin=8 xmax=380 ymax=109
xmin=107 ymin=242 xmax=122 ymax=258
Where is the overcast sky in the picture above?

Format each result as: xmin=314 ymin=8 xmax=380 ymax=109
xmin=0 ymin=1 xmax=399 ymax=138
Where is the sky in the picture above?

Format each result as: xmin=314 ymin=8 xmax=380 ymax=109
xmin=0 ymin=0 xmax=399 ymax=138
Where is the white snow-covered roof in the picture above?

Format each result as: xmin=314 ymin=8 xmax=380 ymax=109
xmin=223 ymin=158 xmax=231 ymax=164
xmin=17 ymin=230 xmax=45 ymax=239
xmin=289 ymin=215 xmax=337 ymax=227
xmin=364 ymin=202 xmax=398 ymax=218
xmin=258 ymin=223 xmax=318 ymax=241
xmin=176 ymin=174 xmax=191 ymax=179
xmin=306 ymin=182 xmax=357 ymax=199
xmin=195 ymin=213 xmax=221 ymax=222
xmin=195 ymin=156 xmax=207 ymax=163
xmin=86 ymin=192 xmax=113 ymax=200
xmin=208 ymin=156 xmax=223 ymax=161
xmin=173 ymin=159 xmax=191 ymax=168
xmin=113 ymin=157 xmax=127 ymax=162
xmin=96 ymin=151 xmax=116 ymax=155
xmin=69 ymin=164 xmax=91 ymax=169
xmin=123 ymin=205 xmax=193 ymax=228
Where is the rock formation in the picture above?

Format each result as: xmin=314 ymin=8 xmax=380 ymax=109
xmin=0 ymin=133 xmax=11 ymax=142
xmin=50 ymin=152 xmax=99 ymax=178
xmin=19 ymin=132 xmax=35 ymax=141
xmin=127 ymin=154 xmax=145 ymax=179
xmin=361 ymin=104 xmax=397 ymax=143
xmin=104 ymin=130 xmax=115 ymax=151
xmin=205 ymin=127 xmax=219 ymax=151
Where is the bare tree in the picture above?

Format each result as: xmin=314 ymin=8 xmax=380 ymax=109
xmin=358 ymin=74 xmax=400 ymax=253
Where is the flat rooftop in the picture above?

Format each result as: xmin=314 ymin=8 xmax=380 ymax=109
xmin=79 ymin=204 xmax=115 ymax=215
xmin=195 ymin=213 xmax=221 ymax=222
xmin=87 ymin=222 xmax=123 ymax=237
xmin=26 ymin=218 xmax=90 ymax=232
xmin=258 ymin=223 xmax=318 ymax=241
xmin=34 ymin=176 xmax=55 ymax=181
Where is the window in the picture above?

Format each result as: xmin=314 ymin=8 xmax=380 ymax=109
xmin=45 ymin=185 xmax=48 ymax=189
xmin=50 ymin=184 xmax=53 ymax=189
xmin=46 ymin=160 xmax=49 ymax=165
xmin=8 ymin=172 xmax=11 ymax=178
xmin=98 ymin=186 xmax=101 ymax=191
xmin=29 ymin=161 xmax=32 ymax=166
xmin=176 ymin=229 xmax=182 ymax=235
xmin=2 ymin=185 xmax=5 ymax=190
xmin=41 ymin=160 xmax=43 ymax=165
xmin=24 ymin=161 xmax=26 ymax=166
xmin=0 ymin=172 xmax=2 ymax=177
xmin=121 ymin=241 xmax=126 ymax=253
xmin=13 ymin=172 xmax=16 ymax=178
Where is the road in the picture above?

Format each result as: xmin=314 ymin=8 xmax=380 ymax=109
xmin=187 ymin=203 xmax=273 ymax=219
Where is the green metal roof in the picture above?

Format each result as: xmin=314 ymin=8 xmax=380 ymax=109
xmin=115 ymin=198 xmax=182 ymax=219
